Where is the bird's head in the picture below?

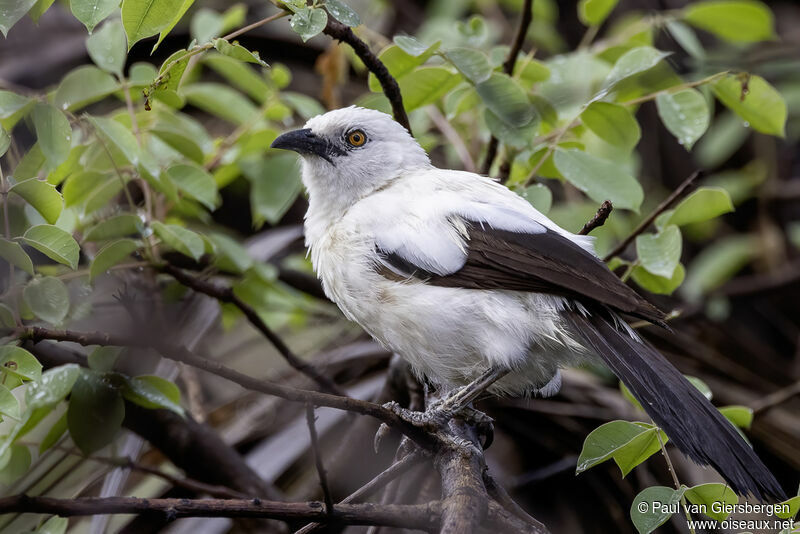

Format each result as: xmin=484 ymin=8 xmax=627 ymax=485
xmin=271 ymin=106 xmax=430 ymax=212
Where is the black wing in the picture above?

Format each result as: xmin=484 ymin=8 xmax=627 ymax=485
xmin=378 ymin=220 xmax=666 ymax=325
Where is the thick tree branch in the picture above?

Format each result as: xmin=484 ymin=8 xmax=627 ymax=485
xmin=578 ymin=200 xmax=613 ymax=236
xmin=437 ymin=421 xmax=489 ymax=534
xmin=323 ymin=17 xmax=411 ymax=134
xmin=0 ymin=495 xmax=440 ymax=530
xmin=603 ymin=171 xmax=700 ymax=261
xmin=159 ymin=263 xmax=343 ymax=396
xmin=481 ymin=0 xmax=534 ymax=175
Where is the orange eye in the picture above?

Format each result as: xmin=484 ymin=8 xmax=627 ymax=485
xmin=346 ymin=130 xmax=367 ymax=147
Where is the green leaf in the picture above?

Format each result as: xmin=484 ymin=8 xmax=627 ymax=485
xmin=90 ymin=239 xmax=139 ymax=281
xmin=84 ymin=214 xmax=142 ymax=241
xmin=54 ymin=66 xmax=118 ymax=111
xmin=685 ymin=483 xmax=738 ymax=521
xmin=712 ymin=74 xmax=787 ymax=137
xmin=152 ymin=0 xmax=194 ymax=51
xmin=553 ymin=148 xmax=643 ymax=211
xmin=151 ymin=221 xmax=205 ymax=260
xmin=0 ymin=238 xmax=34 ymax=275
xmin=289 ymin=6 xmax=327 ymax=42
xmin=484 ymin=108 xmax=539 ymax=150
xmin=209 ymin=232 xmax=253 ymax=273
xmin=368 ymin=41 xmax=441 ymax=92
xmin=282 ymin=92 xmax=325 ymax=120
xmin=190 ymin=7 xmax=222 ymax=43
xmin=156 ymin=49 xmax=191 ymax=95
xmin=0 ymin=126 xmax=9 ymax=158
xmin=443 ymin=48 xmax=491 ymax=84
xmin=67 ymin=370 xmax=125 ymax=454
xmin=576 ymin=420 xmax=651 ymax=473
xmin=203 ymin=54 xmax=270 ymax=103
xmin=122 ymin=375 xmax=183 ymax=414
xmin=88 ymin=346 xmax=122 ymax=372
xmin=182 ymin=83 xmax=258 ymax=125
xmin=631 ymin=263 xmax=685 ymax=295
xmin=122 ymin=0 xmax=185 ymax=49
xmin=685 ymin=375 xmax=713 ymax=400
xmin=636 ymin=225 xmax=682 ymax=278
xmin=0 ymin=303 xmax=15 ymax=328
xmin=88 ymin=116 xmax=140 ymax=165
xmin=631 ymin=486 xmax=686 ymax=534
xmin=684 ymin=1 xmax=774 ymax=43
xmin=63 ymin=171 xmax=123 ymax=215
xmin=39 ymin=411 xmax=68 ymax=454
xmin=775 ymin=495 xmax=800 ymax=519
xmin=0 ymin=444 xmax=31 ymax=484
xmin=656 ymin=187 xmax=734 ymax=228
xmin=665 ymin=20 xmax=705 ymax=60
xmin=9 ymin=178 xmax=63 ymax=224
xmin=683 ymin=235 xmax=756 ymax=300
xmin=613 ymin=426 xmax=668 ymax=476
xmin=32 ymin=103 xmax=72 ymax=169
xmin=326 ymin=0 xmax=359 ymax=26
xmin=86 ymin=19 xmax=127 ymax=75
xmin=396 ymin=67 xmax=461 ymax=111
xmin=213 ymin=39 xmax=268 ymax=66
xmin=33 ymin=515 xmax=69 ymax=534
xmin=0 ymin=0 xmax=37 ymax=37
xmin=603 ymin=46 xmax=670 ymax=90
xmin=0 ymin=90 xmax=32 ymax=130
xmin=0 ymin=384 xmax=21 ymax=419
xmin=70 ymin=0 xmax=117 ymax=33
xmin=578 ymin=0 xmax=619 ymax=26
xmin=719 ymin=405 xmax=753 ymax=429
xmin=475 ymin=73 xmax=535 ymax=127
xmin=0 ymin=346 xmax=42 ymax=382
xmin=519 ymin=184 xmax=553 ymax=214
xmin=26 ymin=364 xmax=80 ymax=409
xmin=581 ymin=101 xmax=640 ymax=149
xmin=20 ymin=224 xmax=80 ymax=269
xmin=23 ymin=276 xmax=70 ymax=324
xmin=166 ymin=163 xmax=218 ymax=210
xmin=655 ymin=88 xmax=709 ymax=149
xmin=241 ymin=153 xmax=303 ymax=226
xmin=518 ymin=60 xmax=551 ymax=86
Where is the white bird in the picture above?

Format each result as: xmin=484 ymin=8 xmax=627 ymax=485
xmin=271 ymin=106 xmax=783 ymax=501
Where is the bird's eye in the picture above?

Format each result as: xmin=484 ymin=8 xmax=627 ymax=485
xmin=346 ymin=129 xmax=367 ymax=147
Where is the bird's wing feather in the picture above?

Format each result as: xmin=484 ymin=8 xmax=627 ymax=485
xmin=371 ymin=179 xmax=664 ymax=323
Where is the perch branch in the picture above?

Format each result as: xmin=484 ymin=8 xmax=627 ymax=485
xmin=305 ymin=404 xmax=334 ymax=514
xmin=578 ymin=200 xmax=613 ymax=235
xmin=481 ymin=0 xmax=534 ymax=175
xmin=159 ymin=263 xmax=343 ymax=396
xmin=323 ymin=17 xmax=411 ymax=134
xmin=0 ymin=495 xmax=439 ymax=530
xmin=603 ymin=171 xmax=700 ymax=261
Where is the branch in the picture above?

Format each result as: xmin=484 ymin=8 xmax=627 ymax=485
xmin=159 ymin=263 xmax=343 ymax=396
xmin=0 ymin=495 xmax=439 ymax=530
xmin=437 ymin=420 xmax=488 ymax=534
xmin=20 ymin=327 xmax=441 ymax=452
xmin=305 ymin=405 xmax=334 ymax=514
xmin=578 ymin=200 xmax=613 ymax=235
xmin=603 ymin=171 xmax=700 ymax=261
xmin=323 ymin=17 xmax=411 ymax=134
xmin=481 ymin=0 xmax=534 ymax=175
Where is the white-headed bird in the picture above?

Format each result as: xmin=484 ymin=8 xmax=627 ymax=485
xmin=272 ymin=106 xmax=784 ymax=501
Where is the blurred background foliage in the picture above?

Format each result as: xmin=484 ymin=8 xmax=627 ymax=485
xmin=0 ymin=0 xmax=799 ymax=532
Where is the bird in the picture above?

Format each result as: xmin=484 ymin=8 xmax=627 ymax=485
xmin=271 ymin=105 xmax=785 ymax=501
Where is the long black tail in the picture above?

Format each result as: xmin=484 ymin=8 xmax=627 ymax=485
xmin=566 ymin=310 xmax=785 ymax=501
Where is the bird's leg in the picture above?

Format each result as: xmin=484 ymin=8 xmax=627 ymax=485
xmin=380 ymin=367 xmax=509 ymax=430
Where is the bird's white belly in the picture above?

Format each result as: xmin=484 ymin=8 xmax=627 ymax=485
xmin=314 ymin=235 xmax=582 ymax=395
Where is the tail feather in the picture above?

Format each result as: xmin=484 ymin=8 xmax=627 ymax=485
xmin=566 ymin=310 xmax=785 ymax=501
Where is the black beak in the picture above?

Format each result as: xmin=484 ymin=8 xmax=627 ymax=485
xmin=271 ymin=128 xmax=341 ymax=163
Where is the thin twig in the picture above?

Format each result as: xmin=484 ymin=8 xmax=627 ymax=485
xmin=483 ymin=472 xmax=549 ymax=534
xmin=751 ymin=380 xmax=800 ymax=413
xmin=578 ymin=200 xmax=613 ymax=235
xmin=295 ymin=451 xmax=425 ymax=534
xmin=656 ymin=429 xmax=696 ymax=534
xmin=603 ymin=171 xmax=700 ymax=261
xmin=427 ymin=106 xmax=475 ymax=172
xmin=159 ymin=263 xmax=343 ymax=396
xmin=0 ymin=495 xmax=440 ymax=530
xmin=305 ymin=404 xmax=334 ymax=515
xmin=481 ymin=0 xmax=533 ymax=174
xmin=322 ymin=18 xmax=410 ymax=133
